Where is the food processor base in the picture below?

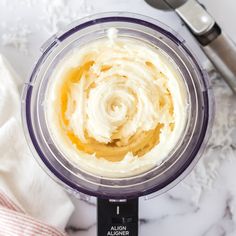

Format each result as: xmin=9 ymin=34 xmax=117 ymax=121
xmin=97 ymin=198 xmax=139 ymax=236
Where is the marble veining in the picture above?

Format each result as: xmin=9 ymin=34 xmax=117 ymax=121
xmin=0 ymin=0 xmax=235 ymax=235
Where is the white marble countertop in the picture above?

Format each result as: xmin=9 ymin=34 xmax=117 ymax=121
xmin=0 ymin=0 xmax=236 ymax=235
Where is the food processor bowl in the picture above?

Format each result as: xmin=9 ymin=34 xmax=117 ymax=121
xmin=21 ymin=12 xmax=214 ymax=236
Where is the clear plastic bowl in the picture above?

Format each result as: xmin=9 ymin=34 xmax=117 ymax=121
xmin=21 ymin=12 xmax=214 ymax=199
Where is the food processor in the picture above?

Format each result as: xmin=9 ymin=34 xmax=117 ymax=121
xmin=21 ymin=12 xmax=214 ymax=236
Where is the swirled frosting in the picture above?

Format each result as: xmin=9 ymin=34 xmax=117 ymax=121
xmin=46 ymin=28 xmax=188 ymax=177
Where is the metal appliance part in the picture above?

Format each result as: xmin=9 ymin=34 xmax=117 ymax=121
xmin=145 ymin=0 xmax=236 ymax=93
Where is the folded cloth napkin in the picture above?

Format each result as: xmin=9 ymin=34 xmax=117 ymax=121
xmin=0 ymin=54 xmax=74 ymax=234
xmin=0 ymin=191 xmax=66 ymax=235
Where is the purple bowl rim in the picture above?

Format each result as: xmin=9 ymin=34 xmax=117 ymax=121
xmin=24 ymin=14 xmax=210 ymax=199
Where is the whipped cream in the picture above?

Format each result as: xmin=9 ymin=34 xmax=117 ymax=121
xmin=45 ymin=28 xmax=188 ymax=178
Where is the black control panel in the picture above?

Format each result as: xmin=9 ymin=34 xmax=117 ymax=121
xmin=97 ymin=198 xmax=139 ymax=236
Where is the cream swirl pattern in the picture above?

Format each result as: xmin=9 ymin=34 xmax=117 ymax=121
xmin=46 ymin=29 xmax=188 ymax=177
